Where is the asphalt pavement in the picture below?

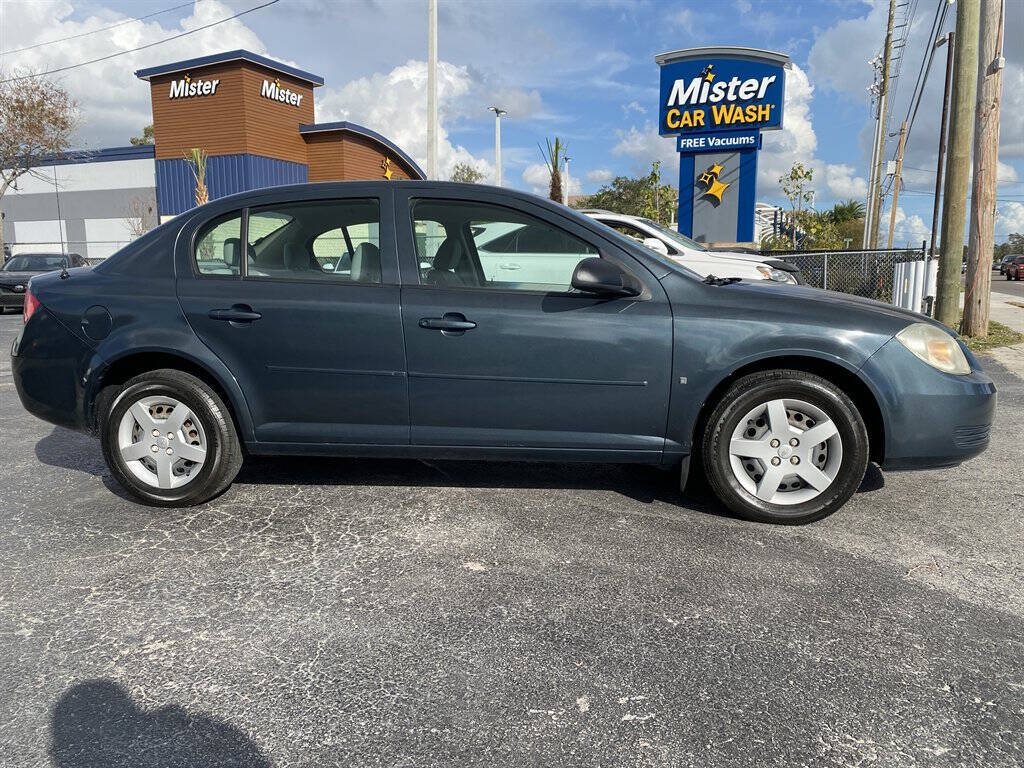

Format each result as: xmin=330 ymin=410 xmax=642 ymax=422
xmin=991 ymin=273 xmax=1024 ymax=299
xmin=1 ymin=313 xmax=1023 ymax=767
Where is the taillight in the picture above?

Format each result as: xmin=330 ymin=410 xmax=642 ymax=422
xmin=23 ymin=288 xmax=40 ymax=324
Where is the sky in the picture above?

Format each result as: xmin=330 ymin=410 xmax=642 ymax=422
xmin=1 ymin=0 xmax=1022 ymax=246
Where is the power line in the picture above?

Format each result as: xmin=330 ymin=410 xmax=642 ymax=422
xmin=0 ymin=0 xmax=280 ymax=84
xmin=0 ymin=0 xmax=208 ymax=57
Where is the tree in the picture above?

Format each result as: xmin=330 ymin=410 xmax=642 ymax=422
xmin=825 ymin=199 xmax=865 ymax=249
xmin=130 ymin=124 xmax=154 ymax=146
xmin=538 ymin=137 xmax=567 ymax=203
xmin=573 ymin=164 xmax=678 ymax=226
xmin=449 ymin=162 xmax=484 ymax=184
xmin=183 ymin=148 xmax=209 ymax=207
xmin=123 ymin=196 xmax=157 ymax=238
xmin=761 ymin=163 xmax=843 ymax=251
xmin=0 ymin=72 xmax=76 ymax=255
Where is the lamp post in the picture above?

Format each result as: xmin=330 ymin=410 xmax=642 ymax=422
xmin=488 ymin=106 xmax=506 ymax=186
xmin=562 ymin=156 xmax=571 ymax=206
xmin=427 ymin=0 xmax=438 ymax=179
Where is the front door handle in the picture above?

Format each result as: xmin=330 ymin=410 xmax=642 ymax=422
xmin=209 ymin=304 xmax=262 ymax=323
xmin=418 ymin=312 xmax=476 ymax=335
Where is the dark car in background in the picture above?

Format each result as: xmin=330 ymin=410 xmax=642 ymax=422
xmin=1006 ymin=255 xmax=1024 ymax=281
xmin=11 ymin=182 xmax=995 ymax=524
xmin=998 ymin=254 xmax=1019 ymax=275
xmin=0 ymin=253 xmax=84 ymax=313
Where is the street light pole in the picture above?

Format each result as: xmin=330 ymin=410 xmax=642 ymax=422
xmin=427 ymin=0 xmax=438 ymax=179
xmin=562 ymin=156 xmax=571 ymax=206
xmin=488 ymin=106 xmax=506 ymax=187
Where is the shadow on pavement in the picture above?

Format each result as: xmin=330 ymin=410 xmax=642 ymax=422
xmin=33 ymin=425 xmax=884 ymax=515
xmin=50 ymin=679 xmax=271 ymax=768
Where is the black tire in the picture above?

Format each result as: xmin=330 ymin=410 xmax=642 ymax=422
xmin=100 ymin=369 xmax=243 ymax=507
xmin=700 ymin=370 xmax=870 ymax=525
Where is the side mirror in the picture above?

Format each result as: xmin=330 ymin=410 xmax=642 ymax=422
xmin=571 ymin=257 xmax=641 ymax=298
xmin=642 ymin=237 xmax=669 ymax=255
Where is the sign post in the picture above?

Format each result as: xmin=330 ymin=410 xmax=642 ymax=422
xmin=656 ymin=47 xmax=789 ymax=246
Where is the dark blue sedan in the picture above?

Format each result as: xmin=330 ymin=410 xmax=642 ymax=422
xmin=10 ymin=182 xmax=995 ymax=524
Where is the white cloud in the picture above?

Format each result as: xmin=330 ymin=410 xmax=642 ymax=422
xmin=824 ymin=163 xmax=869 ymax=199
xmin=997 ymin=161 xmax=1019 ymax=183
xmin=807 ymin=0 xmax=888 ymax=101
xmin=586 ymin=168 xmax=614 ymax=184
xmin=1 ymin=0 xmax=270 ymax=148
xmin=316 ymin=59 xmax=492 ymax=182
xmin=611 ymin=125 xmax=677 ymax=172
xmin=622 ymin=100 xmax=646 ymax=116
xmin=996 ymin=202 xmax=1024 ymax=236
xmin=758 ymin=63 xmax=818 ymax=189
xmin=882 ymin=205 xmax=930 ymax=247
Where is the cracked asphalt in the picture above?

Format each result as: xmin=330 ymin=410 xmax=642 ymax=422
xmin=1 ymin=313 xmax=1023 ymax=767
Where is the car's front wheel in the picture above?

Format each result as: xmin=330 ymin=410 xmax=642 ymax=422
xmin=701 ymin=370 xmax=870 ymax=524
xmin=100 ymin=369 xmax=243 ymax=506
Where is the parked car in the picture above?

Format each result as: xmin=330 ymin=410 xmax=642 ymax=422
xmin=580 ymin=210 xmax=803 ymax=284
xmin=1006 ymin=255 xmax=1024 ymax=281
xmin=0 ymin=253 xmax=84 ymax=313
xmin=997 ymin=254 xmax=1018 ymax=274
xmin=11 ymin=182 xmax=995 ymax=524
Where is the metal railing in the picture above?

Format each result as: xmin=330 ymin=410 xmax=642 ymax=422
xmin=767 ymin=246 xmax=928 ymax=306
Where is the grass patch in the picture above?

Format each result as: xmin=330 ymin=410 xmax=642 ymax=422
xmin=958 ymin=314 xmax=1024 ymax=354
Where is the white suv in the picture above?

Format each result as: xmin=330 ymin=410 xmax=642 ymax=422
xmin=581 ymin=210 xmax=800 ymax=284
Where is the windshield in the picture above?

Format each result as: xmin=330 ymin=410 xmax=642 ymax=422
xmin=638 ymin=219 xmax=708 ymax=252
xmin=3 ymin=254 xmax=67 ymax=272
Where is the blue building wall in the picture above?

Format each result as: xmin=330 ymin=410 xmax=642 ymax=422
xmin=156 ymin=154 xmax=308 ymax=216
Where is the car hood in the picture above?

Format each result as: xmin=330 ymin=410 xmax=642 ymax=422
xmin=712 ymin=279 xmax=941 ymax=336
xmin=701 ymin=249 xmax=768 ymax=265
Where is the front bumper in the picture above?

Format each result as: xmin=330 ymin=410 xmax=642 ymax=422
xmin=0 ymin=291 xmax=25 ymax=308
xmin=861 ymin=338 xmax=996 ymax=469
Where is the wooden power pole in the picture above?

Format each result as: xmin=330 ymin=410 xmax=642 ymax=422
xmin=935 ymin=0 xmax=980 ymax=328
xmin=868 ymin=0 xmax=897 ymax=249
xmin=962 ymin=0 xmax=1005 ymax=337
xmin=928 ymin=33 xmax=955 ymax=265
xmin=886 ymin=121 xmax=908 ymax=248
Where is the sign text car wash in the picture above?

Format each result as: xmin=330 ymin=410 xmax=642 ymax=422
xmin=657 ymin=47 xmax=788 ymax=244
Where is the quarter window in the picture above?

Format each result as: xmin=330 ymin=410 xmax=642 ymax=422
xmin=411 ymin=200 xmax=598 ymax=292
xmin=194 ymin=212 xmax=242 ymax=275
xmin=246 ymin=199 xmax=381 ymax=283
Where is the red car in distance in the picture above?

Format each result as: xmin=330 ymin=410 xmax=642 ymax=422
xmin=1007 ymin=256 xmax=1024 ymax=281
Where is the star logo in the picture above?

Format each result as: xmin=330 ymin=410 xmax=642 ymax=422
xmin=697 ymin=162 xmax=730 ymax=205
xmin=381 ymin=157 xmax=393 ymax=180
xmin=701 ymin=64 xmax=715 ymax=82
xmin=184 ymin=73 xmax=191 ymax=83
xmin=274 ymin=78 xmax=281 ymax=88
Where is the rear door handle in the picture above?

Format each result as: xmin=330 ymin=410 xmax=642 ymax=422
xmin=209 ymin=304 xmax=262 ymax=323
xmin=418 ymin=312 xmax=476 ymax=335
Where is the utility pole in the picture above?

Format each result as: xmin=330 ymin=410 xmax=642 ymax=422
xmin=488 ymin=106 xmax=506 ymax=187
xmin=868 ymin=0 xmax=897 ymax=249
xmin=886 ymin=121 xmax=908 ymax=248
xmin=928 ymin=33 xmax=955 ymax=265
xmin=935 ymin=0 xmax=980 ymax=327
xmin=962 ymin=0 xmax=1005 ymax=337
xmin=426 ymin=0 xmax=438 ymax=179
xmin=862 ymin=60 xmax=882 ymax=249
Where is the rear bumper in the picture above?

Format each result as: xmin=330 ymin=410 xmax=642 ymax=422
xmin=11 ymin=309 xmax=92 ymax=431
xmin=861 ymin=338 xmax=996 ymax=470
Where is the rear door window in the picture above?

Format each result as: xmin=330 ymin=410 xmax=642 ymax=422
xmin=194 ymin=212 xmax=242 ymax=275
xmin=246 ymin=199 xmax=381 ymax=283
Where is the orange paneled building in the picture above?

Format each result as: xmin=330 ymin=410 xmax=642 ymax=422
xmin=134 ymin=50 xmax=425 ymax=217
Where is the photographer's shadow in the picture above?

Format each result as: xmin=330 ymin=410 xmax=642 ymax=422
xmin=50 ymin=679 xmax=271 ymax=768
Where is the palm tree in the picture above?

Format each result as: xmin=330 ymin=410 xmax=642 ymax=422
xmin=539 ymin=137 xmax=567 ymax=203
xmin=184 ymin=147 xmax=209 ymax=207
xmin=828 ymin=199 xmax=866 ymax=224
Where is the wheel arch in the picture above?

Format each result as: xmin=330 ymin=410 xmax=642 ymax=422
xmin=87 ymin=349 xmax=253 ymax=441
xmin=694 ymin=354 xmax=886 ymax=465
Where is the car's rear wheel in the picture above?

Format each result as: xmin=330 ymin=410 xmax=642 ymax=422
xmin=701 ymin=370 xmax=869 ymax=524
xmin=100 ymin=369 xmax=242 ymax=506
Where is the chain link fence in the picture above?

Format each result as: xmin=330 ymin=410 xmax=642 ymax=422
xmin=767 ymin=247 xmax=929 ymax=305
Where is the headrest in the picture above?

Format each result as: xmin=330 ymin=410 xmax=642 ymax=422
xmin=283 ymin=243 xmax=308 ymax=271
xmin=223 ymin=238 xmax=240 ymax=267
xmin=432 ymin=238 xmax=460 ymax=271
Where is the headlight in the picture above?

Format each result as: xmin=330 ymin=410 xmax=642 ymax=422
xmin=756 ymin=265 xmax=796 ymax=283
xmin=895 ymin=323 xmax=971 ymax=375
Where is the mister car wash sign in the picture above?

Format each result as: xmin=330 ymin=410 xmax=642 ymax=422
xmin=656 ymin=47 xmax=789 ymax=244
